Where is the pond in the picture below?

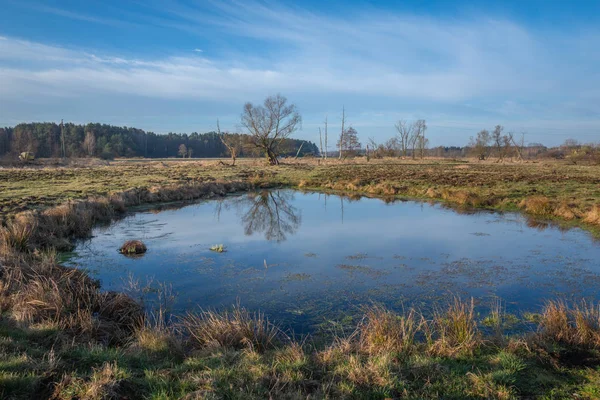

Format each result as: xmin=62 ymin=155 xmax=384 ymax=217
xmin=66 ymin=189 xmax=600 ymax=334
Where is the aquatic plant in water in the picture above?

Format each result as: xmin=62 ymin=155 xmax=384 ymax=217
xmin=210 ymin=244 xmax=226 ymax=253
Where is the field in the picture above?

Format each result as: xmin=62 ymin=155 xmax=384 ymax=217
xmin=2 ymin=157 xmax=600 ymax=399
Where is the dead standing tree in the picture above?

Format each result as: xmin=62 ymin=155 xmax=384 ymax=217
xmin=324 ymin=116 xmax=328 ymax=160
xmin=241 ymin=94 xmax=301 ymax=165
xmin=415 ymin=119 xmax=427 ymax=159
xmin=217 ymin=119 xmax=239 ymax=166
xmin=339 ymin=107 xmax=346 ymax=159
xmin=319 ymin=128 xmax=324 ymax=160
xmin=395 ymin=120 xmax=413 ymax=158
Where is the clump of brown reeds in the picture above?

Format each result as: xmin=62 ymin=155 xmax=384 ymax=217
xmin=181 ymin=304 xmax=282 ymax=352
xmin=428 ymin=297 xmax=480 ymax=356
xmin=119 ymin=240 xmax=147 ymax=256
xmin=519 ymin=196 xmax=553 ymax=215
xmin=539 ymin=300 xmax=600 ymax=348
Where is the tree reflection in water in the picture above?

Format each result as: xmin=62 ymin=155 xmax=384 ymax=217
xmin=216 ymin=190 xmax=301 ymax=242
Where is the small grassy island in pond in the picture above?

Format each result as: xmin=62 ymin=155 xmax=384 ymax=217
xmin=210 ymin=244 xmax=226 ymax=253
xmin=119 ymin=240 xmax=147 ymax=256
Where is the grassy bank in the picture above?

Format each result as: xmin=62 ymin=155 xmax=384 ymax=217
xmin=2 ymin=158 xmax=600 ymax=398
xmin=2 ymin=158 xmax=600 ymax=233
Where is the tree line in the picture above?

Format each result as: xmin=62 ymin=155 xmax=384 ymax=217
xmin=1 ymin=93 xmax=593 ymax=164
xmin=0 ymin=121 xmax=317 ymax=160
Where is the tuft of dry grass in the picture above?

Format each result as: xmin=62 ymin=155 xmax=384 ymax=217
xmin=119 ymin=240 xmax=147 ymax=256
xmin=467 ymin=371 xmax=514 ymax=400
xmin=519 ymin=196 xmax=553 ymax=215
xmin=539 ymin=300 xmax=600 ymax=348
xmin=0 ymin=217 xmax=36 ymax=254
xmin=52 ymin=361 xmax=130 ymax=400
xmin=181 ymin=304 xmax=282 ymax=352
xmin=357 ymin=304 xmax=423 ymax=355
xmin=441 ymin=189 xmax=483 ymax=207
xmin=428 ymin=297 xmax=480 ymax=356
xmin=554 ymin=201 xmax=582 ymax=220
xmin=584 ymin=205 xmax=600 ymax=225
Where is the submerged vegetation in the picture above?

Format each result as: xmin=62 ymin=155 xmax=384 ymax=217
xmin=2 ymin=160 xmax=600 ymax=397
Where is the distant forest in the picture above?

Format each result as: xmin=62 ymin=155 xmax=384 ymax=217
xmin=0 ymin=122 xmax=319 ymax=159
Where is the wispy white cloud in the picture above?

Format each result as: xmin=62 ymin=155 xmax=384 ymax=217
xmin=193 ymin=48 xmax=203 ymax=53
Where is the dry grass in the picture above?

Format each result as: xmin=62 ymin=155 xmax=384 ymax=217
xmin=519 ymin=196 xmax=554 ymax=215
xmin=51 ymin=361 xmax=129 ymax=400
xmin=0 ymin=180 xmax=261 ymax=350
xmin=357 ymin=304 xmax=424 ymax=355
xmin=428 ymin=297 xmax=480 ymax=356
xmin=181 ymin=304 xmax=282 ymax=352
xmin=0 ymin=217 xmax=36 ymax=254
xmin=539 ymin=300 xmax=600 ymax=348
xmin=554 ymin=201 xmax=582 ymax=220
xmin=584 ymin=205 xmax=600 ymax=225
xmin=441 ymin=189 xmax=484 ymax=207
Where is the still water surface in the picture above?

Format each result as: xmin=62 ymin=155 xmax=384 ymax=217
xmin=67 ymin=189 xmax=600 ymax=333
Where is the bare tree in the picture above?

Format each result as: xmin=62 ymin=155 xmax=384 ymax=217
xmin=217 ymin=119 xmax=239 ymax=166
xmin=395 ymin=120 xmax=413 ymax=158
xmin=319 ymin=127 xmax=324 ymax=159
xmin=178 ymin=144 xmax=188 ymax=158
xmin=83 ymin=131 xmax=96 ymax=157
xmin=469 ymin=130 xmax=492 ymax=160
xmin=224 ymin=190 xmax=301 ymax=242
xmin=414 ymin=119 xmax=427 ymax=159
xmin=509 ymin=132 xmax=526 ymax=162
xmin=368 ymin=136 xmax=401 ymax=158
xmin=324 ymin=116 xmax=328 ymax=160
xmin=294 ymin=141 xmax=305 ymax=159
xmin=492 ymin=125 xmax=505 ymax=162
xmin=417 ymin=135 xmax=429 ymax=159
xmin=241 ymin=94 xmax=301 ymax=165
xmin=339 ymin=107 xmax=346 ymax=159
xmin=409 ymin=127 xmax=420 ymax=159
xmin=337 ymin=126 xmax=361 ymax=157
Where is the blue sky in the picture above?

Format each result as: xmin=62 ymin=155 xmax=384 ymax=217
xmin=0 ymin=0 xmax=599 ymax=146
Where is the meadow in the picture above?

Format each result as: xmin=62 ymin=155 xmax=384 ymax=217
xmin=2 ymin=157 xmax=600 ymax=399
